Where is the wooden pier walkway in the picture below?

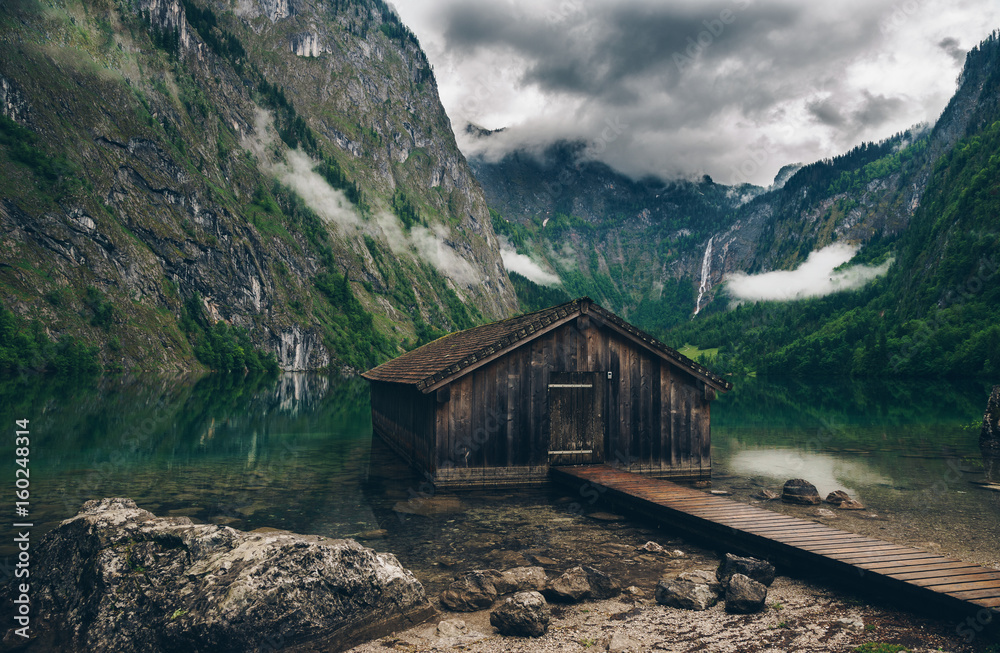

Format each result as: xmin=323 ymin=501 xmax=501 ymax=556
xmin=552 ymin=464 xmax=1000 ymax=616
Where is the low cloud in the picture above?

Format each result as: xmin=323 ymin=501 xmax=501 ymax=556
xmin=725 ymin=243 xmax=891 ymax=302
xmin=243 ymin=109 xmax=359 ymax=230
xmin=271 ymin=149 xmax=360 ymax=229
xmin=376 ymin=212 xmax=481 ymax=287
xmin=500 ymin=246 xmax=561 ymax=286
xmin=245 ymin=108 xmax=481 ymax=289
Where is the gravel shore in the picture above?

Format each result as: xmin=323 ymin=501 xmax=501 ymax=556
xmin=349 ymin=572 xmax=991 ymax=652
xmin=347 ymin=486 xmax=1000 ymax=652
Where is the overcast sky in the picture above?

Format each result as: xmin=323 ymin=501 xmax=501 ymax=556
xmin=393 ymin=0 xmax=1000 ymax=186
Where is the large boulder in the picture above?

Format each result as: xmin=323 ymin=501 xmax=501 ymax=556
xmin=716 ymin=553 xmax=776 ymax=587
xmin=725 ymin=573 xmax=768 ymax=614
xmin=441 ymin=570 xmax=505 ymax=611
xmin=0 ymin=498 xmax=434 ymax=653
xmin=489 ymin=591 xmax=549 ymax=637
xmin=545 ymin=566 xmax=620 ymax=602
xmin=781 ymin=479 xmax=821 ymax=505
xmin=654 ymin=571 xmax=721 ymax=611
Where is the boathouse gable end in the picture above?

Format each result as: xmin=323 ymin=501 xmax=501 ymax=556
xmin=363 ymin=298 xmax=731 ymax=488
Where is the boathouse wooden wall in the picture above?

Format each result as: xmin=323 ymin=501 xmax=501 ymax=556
xmin=369 ymin=315 xmax=713 ymax=488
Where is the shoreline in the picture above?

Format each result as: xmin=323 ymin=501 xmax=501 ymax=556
xmin=350 ymin=484 xmax=1000 ymax=653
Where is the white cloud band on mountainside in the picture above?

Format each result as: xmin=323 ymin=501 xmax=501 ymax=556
xmin=244 ymin=108 xmax=481 ymax=289
xmin=499 ymin=246 xmax=561 ymax=286
xmin=725 ymin=243 xmax=891 ymax=302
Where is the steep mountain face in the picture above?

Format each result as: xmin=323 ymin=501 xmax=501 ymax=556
xmin=472 ymin=33 xmax=1000 ymax=324
xmin=469 ymin=140 xmax=755 ymax=331
xmin=0 ymin=0 xmax=516 ymax=373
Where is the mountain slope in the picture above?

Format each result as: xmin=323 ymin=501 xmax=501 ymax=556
xmin=470 ymin=139 xmax=754 ymax=331
xmin=0 ymin=0 xmax=516 ymax=373
xmin=663 ymin=31 xmax=1000 ymax=378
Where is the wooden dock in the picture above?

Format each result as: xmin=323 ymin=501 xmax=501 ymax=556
xmin=552 ymin=464 xmax=1000 ymax=617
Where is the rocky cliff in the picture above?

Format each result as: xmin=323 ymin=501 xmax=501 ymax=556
xmin=0 ymin=0 xmax=516 ymax=372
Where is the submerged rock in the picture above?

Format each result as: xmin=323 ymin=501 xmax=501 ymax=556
xmin=393 ymin=495 xmax=465 ymax=517
xmin=499 ymin=566 xmax=548 ymax=593
xmin=716 ymin=553 xmax=776 ymax=587
xmin=441 ymin=570 xmax=505 ymax=611
xmin=546 ymin=566 xmax=620 ymax=602
xmin=440 ymin=567 xmax=548 ymax=611
xmin=489 ymin=591 xmax=550 ymax=637
xmin=825 ymin=490 xmax=865 ymax=510
xmin=752 ymin=489 xmax=780 ymax=501
xmin=0 ymin=498 xmax=433 ymax=653
xmin=725 ymin=573 xmax=768 ymax=614
xmin=782 ymin=479 xmax=821 ymax=505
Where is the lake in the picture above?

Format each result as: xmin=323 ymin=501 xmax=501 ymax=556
xmin=2 ymin=372 xmax=998 ymax=589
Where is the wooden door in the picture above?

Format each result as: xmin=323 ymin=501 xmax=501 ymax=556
xmin=548 ymin=372 xmax=604 ymax=465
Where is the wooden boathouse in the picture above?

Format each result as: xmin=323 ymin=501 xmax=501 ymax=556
xmin=362 ymin=298 xmax=732 ymax=487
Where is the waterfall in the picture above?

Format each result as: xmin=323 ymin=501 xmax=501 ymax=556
xmin=693 ymin=236 xmax=714 ymax=316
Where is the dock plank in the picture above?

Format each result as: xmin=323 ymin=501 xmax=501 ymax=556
xmin=552 ymin=464 xmax=1000 ymax=617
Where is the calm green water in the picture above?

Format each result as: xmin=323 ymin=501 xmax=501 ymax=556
xmin=1 ymin=373 xmax=997 ymax=573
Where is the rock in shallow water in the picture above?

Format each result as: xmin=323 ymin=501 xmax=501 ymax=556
xmin=441 ymin=570 xmax=505 ymax=611
xmin=489 ymin=591 xmax=550 ymax=637
xmin=782 ymin=478 xmax=822 ymax=505
xmin=825 ymin=490 xmax=865 ymax=510
xmin=546 ymin=566 xmax=620 ymax=602
xmin=0 ymin=498 xmax=434 ymax=653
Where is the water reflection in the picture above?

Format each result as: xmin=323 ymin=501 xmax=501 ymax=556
xmin=726 ymin=448 xmax=890 ymax=498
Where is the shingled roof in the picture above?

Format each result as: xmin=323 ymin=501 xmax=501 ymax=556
xmin=362 ymin=298 xmax=733 ymax=393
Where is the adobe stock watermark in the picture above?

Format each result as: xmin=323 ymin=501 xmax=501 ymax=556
xmin=544 ymin=0 xmax=584 ymax=24
xmin=727 ymin=140 xmax=781 ymax=187
xmin=880 ymin=0 xmax=925 ymax=33
xmin=672 ymin=0 xmax=751 ymax=75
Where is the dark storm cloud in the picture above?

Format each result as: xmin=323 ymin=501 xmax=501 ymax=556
xmin=409 ymin=0 xmax=993 ymax=184
xmin=852 ymin=91 xmax=906 ymax=127
xmin=938 ymin=36 xmax=965 ymax=63
xmin=807 ymin=98 xmax=847 ymax=127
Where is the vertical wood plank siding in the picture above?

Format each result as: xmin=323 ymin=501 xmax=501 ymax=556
xmin=370 ymin=319 xmax=713 ymax=487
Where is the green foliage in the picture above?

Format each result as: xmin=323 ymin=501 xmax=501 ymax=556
xmin=180 ymin=292 xmax=279 ymax=373
xmin=180 ymin=0 xmax=247 ymax=75
xmin=313 ymin=270 xmax=396 ymax=369
xmin=490 ymin=209 xmax=528 ymax=251
xmin=852 ymin=644 xmax=908 ymax=653
xmin=509 ymin=271 xmax=570 ymax=313
xmin=315 ymin=156 xmax=362 ymax=206
xmin=0 ymin=115 xmax=83 ymax=198
xmin=83 ymin=286 xmax=116 ymax=330
xmin=391 ymin=191 xmax=423 ymax=229
xmin=0 ymin=301 xmax=100 ymax=376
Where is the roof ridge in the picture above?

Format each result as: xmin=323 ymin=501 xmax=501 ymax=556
xmin=362 ymin=297 xmax=732 ymax=394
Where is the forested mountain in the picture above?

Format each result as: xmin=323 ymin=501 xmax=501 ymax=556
xmin=0 ymin=0 xmax=516 ymax=374
xmin=470 ymin=140 xmax=756 ymax=332
xmin=663 ymin=32 xmax=1000 ymax=378
xmin=476 ymin=31 xmax=1000 ymax=378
